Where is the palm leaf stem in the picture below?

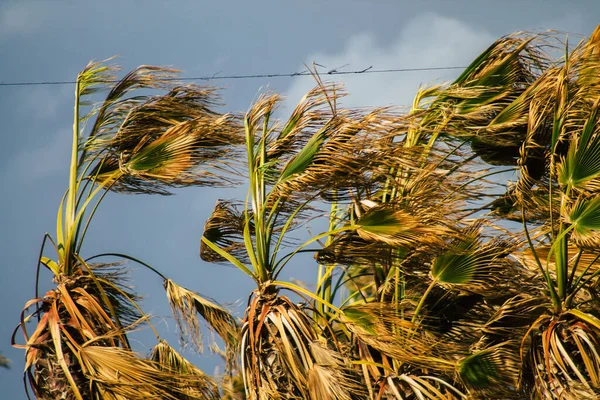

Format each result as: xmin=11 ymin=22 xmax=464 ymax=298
xmin=65 ymin=80 xmax=80 ymax=265
xmin=566 ymin=255 xmax=600 ymax=308
xmin=85 ymin=252 xmax=168 ymax=280
xmin=546 ymin=224 xmax=575 ymax=301
xmin=75 ymin=172 xmax=119 ymax=254
xmin=201 ymin=236 xmax=255 ymax=280
xmin=566 ymin=247 xmax=584 ymax=294
xmin=35 ymin=233 xmax=57 ymax=320
xmin=411 ymin=277 xmax=438 ymax=324
xmin=338 ymin=272 xmax=371 ymax=307
xmin=441 ymin=167 xmax=517 ymax=203
xmin=73 ymin=149 xmax=114 ymax=253
xmin=521 ymin=203 xmax=561 ymax=311
xmin=272 ymin=225 xmax=359 ymax=273
xmin=316 ymin=201 xmax=340 ymax=319
xmin=268 ymin=196 xmax=314 ymax=269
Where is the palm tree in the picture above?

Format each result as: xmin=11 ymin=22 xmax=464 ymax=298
xmin=13 ymin=60 xmax=241 ymax=400
xmin=200 ymin=81 xmax=381 ymax=399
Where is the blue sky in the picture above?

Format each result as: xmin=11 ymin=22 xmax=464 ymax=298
xmin=1 ymin=1 xmax=599 ymax=397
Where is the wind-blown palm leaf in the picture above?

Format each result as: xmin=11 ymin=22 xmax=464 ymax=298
xmin=315 ymin=233 xmax=395 ymax=266
xmin=200 ymin=200 xmax=252 ymax=263
xmin=150 ymin=340 xmax=220 ymax=400
xmin=164 ymin=280 xmax=239 ymax=370
xmin=413 ymin=34 xmax=543 ymax=154
xmin=430 ymin=223 xmax=515 ymax=292
xmin=274 ymin=108 xmax=406 ymax=201
xmin=79 ymin=344 xmax=218 ymax=400
xmin=341 ymin=303 xmax=458 ymax=373
xmin=92 ymin=111 xmax=241 ymax=194
xmin=306 ymin=341 xmax=365 ymax=400
xmin=355 ymin=204 xmax=451 ymax=247
xmin=457 ymin=342 xmax=519 ymax=395
xmin=558 ymin=99 xmax=600 ymax=190
xmin=518 ymin=245 xmax=600 ymax=286
xmin=267 ymin=84 xmax=340 ymax=160
xmin=567 ymin=196 xmax=600 ymax=244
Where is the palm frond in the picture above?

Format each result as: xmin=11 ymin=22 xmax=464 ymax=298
xmin=200 ymin=200 xmax=251 ymax=263
xmin=558 ymin=99 xmax=600 ymax=191
xmin=150 ymin=340 xmax=220 ymax=400
xmin=92 ymin=110 xmax=242 ymax=194
xmin=306 ymin=341 xmax=365 ymax=400
xmin=342 ymin=303 xmax=458 ymax=373
xmin=458 ymin=342 xmax=519 ymax=395
xmin=567 ymin=196 xmax=600 ymax=244
xmin=355 ymin=204 xmax=451 ymax=247
xmin=164 ymin=279 xmax=240 ymax=370
xmin=79 ymin=345 xmax=215 ymax=400
xmin=430 ymin=223 xmax=516 ymax=293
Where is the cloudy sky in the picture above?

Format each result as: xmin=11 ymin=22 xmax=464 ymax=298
xmin=1 ymin=0 xmax=599 ymax=397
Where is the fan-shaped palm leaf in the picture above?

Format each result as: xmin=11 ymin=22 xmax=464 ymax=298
xmin=355 ymin=205 xmax=450 ymax=247
xmin=558 ymin=99 xmax=600 ymax=190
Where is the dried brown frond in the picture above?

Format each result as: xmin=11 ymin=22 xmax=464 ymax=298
xmin=16 ymin=262 xmax=146 ymax=399
xmin=79 ymin=344 xmax=214 ymax=400
xmin=150 ymin=339 xmax=220 ymax=399
xmin=164 ymin=279 xmax=240 ymax=370
xmin=524 ymin=315 xmax=600 ymax=399
xmin=306 ymin=341 xmax=365 ymax=400
xmin=200 ymin=200 xmax=252 ymax=263
xmin=342 ymin=303 xmax=459 ymax=373
xmin=241 ymin=293 xmax=358 ymax=400
xmin=267 ymin=84 xmax=342 ymax=160
xmin=356 ymin=336 xmax=464 ymax=399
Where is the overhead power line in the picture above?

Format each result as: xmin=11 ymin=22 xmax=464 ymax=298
xmin=0 ymin=65 xmax=467 ymax=87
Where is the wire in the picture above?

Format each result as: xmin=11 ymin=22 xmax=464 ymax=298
xmin=0 ymin=65 xmax=466 ymax=87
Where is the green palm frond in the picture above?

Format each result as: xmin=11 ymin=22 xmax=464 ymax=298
xmin=91 ymin=105 xmax=242 ymax=194
xmin=458 ymin=342 xmax=519 ymax=394
xmin=268 ymin=84 xmax=340 ymax=159
xmin=558 ymin=99 xmax=600 ymax=191
xmin=567 ymin=196 xmax=600 ymax=243
xmin=430 ymin=223 xmax=515 ymax=290
xmin=342 ymin=303 xmax=458 ymax=373
xmin=355 ymin=204 xmax=451 ymax=247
